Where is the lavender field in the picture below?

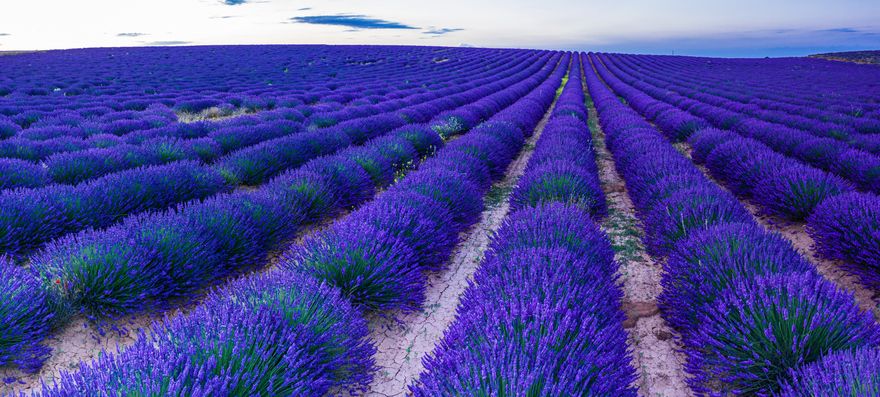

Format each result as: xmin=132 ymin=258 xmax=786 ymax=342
xmin=0 ymin=45 xmax=879 ymax=396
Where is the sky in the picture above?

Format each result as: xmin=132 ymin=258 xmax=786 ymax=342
xmin=0 ymin=0 xmax=878 ymax=57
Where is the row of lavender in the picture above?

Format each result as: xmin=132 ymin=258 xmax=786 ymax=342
xmin=585 ymin=54 xmax=880 ymax=395
xmin=0 ymin=51 xmax=550 ymax=260
xmin=0 ymin=50 xmax=562 ymax=376
xmin=591 ymin=53 xmax=880 ymax=298
xmin=690 ymin=129 xmax=880 ymax=290
xmin=0 ymin=47 xmax=508 ymax=134
xmin=593 ymin=53 xmax=880 ymax=193
xmin=609 ymin=54 xmax=880 ymax=134
xmin=0 ymin=47 xmax=450 ymax=162
xmin=412 ymin=56 xmax=636 ymax=394
xmin=33 ymin=51 xmax=568 ymax=395
xmin=0 ymin=50 xmax=538 ymax=188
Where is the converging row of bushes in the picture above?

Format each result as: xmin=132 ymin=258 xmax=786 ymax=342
xmin=33 ymin=53 xmax=568 ymax=394
xmin=0 ymin=53 xmax=555 ymax=261
xmin=690 ymin=128 xmax=880 ymax=293
xmin=602 ymin=54 xmax=880 ymax=151
xmin=0 ymin=49 xmax=541 ymax=157
xmin=1 ymin=52 xmax=564 ymax=377
xmin=585 ymin=53 xmax=880 ymax=396
xmin=593 ymin=53 xmax=880 ymax=193
xmin=413 ymin=57 xmax=636 ymax=395
xmin=0 ymin=51 xmax=540 ymax=189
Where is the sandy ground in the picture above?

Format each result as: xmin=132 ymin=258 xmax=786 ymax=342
xmin=363 ymin=92 xmax=560 ymax=397
xmin=676 ymin=142 xmax=880 ymax=319
xmin=589 ymin=108 xmax=693 ymax=397
xmin=1 ymin=313 xmax=157 ymax=395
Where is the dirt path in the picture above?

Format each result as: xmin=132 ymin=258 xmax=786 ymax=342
xmin=585 ymin=99 xmax=693 ymax=397
xmin=363 ymin=90 xmax=561 ymax=397
xmin=674 ymin=142 xmax=880 ymax=320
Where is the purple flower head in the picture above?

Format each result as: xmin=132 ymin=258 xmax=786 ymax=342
xmin=807 ymin=192 xmax=880 ymax=289
xmin=394 ymin=168 xmax=483 ymax=230
xmin=0 ymin=158 xmax=48 ymax=190
xmin=706 ymin=139 xmax=790 ymax=197
xmin=687 ymin=127 xmax=737 ymax=164
xmin=644 ymin=188 xmax=753 ymax=256
xmin=420 ymin=148 xmax=492 ymax=191
xmin=206 ymin=270 xmax=377 ymax=393
xmin=687 ymin=272 xmax=880 ymax=396
xmin=267 ymin=169 xmax=338 ymax=223
xmin=366 ymin=134 xmax=419 ymax=170
xmin=42 ymin=295 xmax=344 ymax=395
xmin=391 ymin=124 xmax=443 ymax=157
xmin=281 ymin=218 xmax=424 ymax=311
xmin=300 ymin=155 xmax=375 ymax=210
xmin=779 ymin=347 xmax=880 ymax=397
xmin=660 ymin=222 xmax=815 ymax=337
xmin=351 ymin=195 xmax=457 ymax=272
xmin=794 ymin=137 xmax=846 ymax=171
xmin=753 ymin=164 xmax=852 ymax=221
xmin=511 ymin=159 xmax=606 ymax=217
xmin=0 ymin=257 xmax=54 ymax=372
xmin=444 ymin=133 xmax=511 ymax=180
xmin=490 ymin=203 xmax=616 ymax=275
xmin=833 ymin=148 xmax=880 ymax=194
xmin=415 ymin=247 xmax=635 ymax=396
xmin=342 ymin=145 xmax=395 ymax=187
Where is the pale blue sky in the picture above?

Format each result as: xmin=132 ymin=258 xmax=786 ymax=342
xmin=0 ymin=0 xmax=878 ymax=57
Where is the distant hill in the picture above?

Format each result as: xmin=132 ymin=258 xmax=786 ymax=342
xmin=0 ymin=51 xmax=39 ymax=57
xmin=809 ymin=50 xmax=880 ymax=65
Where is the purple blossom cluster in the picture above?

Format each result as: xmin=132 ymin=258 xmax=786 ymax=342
xmin=689 ymin=128 xmax=854 ymax=220
xmin=0 ymin=257 xmax=54 ymax=373
xmin=808 ymin=192 xmax=880 ymax=289
xmin=1 ymin=161 xmax=231 ymax=259
xmin=778 ymin=347 xmax=880 ymax=396
xmin=584 ymin=52 xmax=880 ymax=395
xmin=686 ymin=128 xmax=880 ymax=292
xmin=40 ymin=271 xmax=376 ymax=396
xmin=413 ymin=57 xmax=635 ymax=395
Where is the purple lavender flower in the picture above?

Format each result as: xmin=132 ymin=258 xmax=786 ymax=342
xmin=808 ymin=192 xmax=880 ymax=289
xmin=659 ymin=222 xmax=814 ymax=337
xmin=753 ymin=164 xmax=852 ymax=221
xmin=511 ymin=159 xmax=606 ymax=217
xmin=281 ymin=218 xmax=424 ymax=311
xmin=779 ymin=347 xmax=880 ymax=397
xmin=644 ymin=188 xmax=753 ymax=256
xmin=687 ymin=272 xmax=880 ymax=396
xmin=0 ymin=257 xmax=54 ymax=372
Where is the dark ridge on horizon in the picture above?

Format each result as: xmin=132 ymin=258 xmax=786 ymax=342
xmin=809 ymin=49 xmax=880 ymax=64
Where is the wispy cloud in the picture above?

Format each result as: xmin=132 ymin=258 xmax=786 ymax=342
xmin=291 ymin=14 xmax=417 ymax=30
xmin=117 ymin=32 xmax=147 ymax=37
xmin=143 ymin=40 xmax=191 ymax=46
xmin=820 ymin=27 xmax=861 ymax=33
xmin=210 ymin=15 xmax=237 ymax=19
xmin=0 ymin=33 xmax=10 ymax=36
xmin=423 ymin=27 xmax=464 ymax=35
